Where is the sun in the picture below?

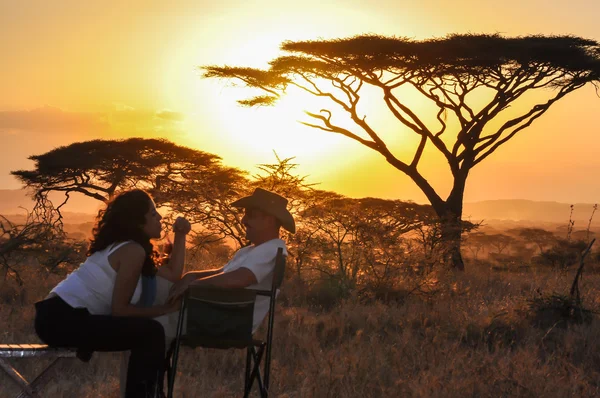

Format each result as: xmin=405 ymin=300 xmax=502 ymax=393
xmin=177 ymin=72 xmax=366 ymax=171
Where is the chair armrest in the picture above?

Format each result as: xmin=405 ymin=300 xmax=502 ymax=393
xmin=248 ymin=289 xmax=273 ymax=297
xmin=186 ymin=285 xmax=256 ymax=303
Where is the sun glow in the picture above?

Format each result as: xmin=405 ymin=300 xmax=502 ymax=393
xmin=212 ymin=87 xmax=355 ymax=159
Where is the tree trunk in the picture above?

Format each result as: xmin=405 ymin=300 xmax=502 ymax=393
xmin=440 ymin=211 xmax=465 ymax=271
xmin=437 ymin=176 xmax=467 ymax=271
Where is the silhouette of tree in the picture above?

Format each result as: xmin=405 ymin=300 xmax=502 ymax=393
xmin=11 ymin=137 xmax=235 ymax=204
xmin=487 ymin=233 xmax=516 ymax=254
xmin=536 ymin=238 xmax=588 ymax=269
xmin=571 ymin=230 xmax=596 ymax=244
xmin=203 ymin=34 xmax=600 ymax=270
xmin=0 ymin=198 xmax=79 ymax=285
xmin=299 ymin=194 xmax=430 ymax=290
xmin=464 ymin=231 xmax=489 ymax=259
xmin=11 ymin=138 xmax=251 ymax=246
xmin=508 ymin=227 xmax=556 ymax=253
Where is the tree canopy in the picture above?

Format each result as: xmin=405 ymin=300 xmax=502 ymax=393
xmin=11 ymin=137 xmax=244 ymax=205
xmin=203 ymin=33 xmax=600 ymax=270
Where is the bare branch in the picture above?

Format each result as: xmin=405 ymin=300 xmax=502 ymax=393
xmin=302 ymin=110 xmax=379 ymax=151
xmin=473 ymin=83 xmax=582 ymax=166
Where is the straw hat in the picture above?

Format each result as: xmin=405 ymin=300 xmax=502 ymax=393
xmin=231 ymin=188 xmax=296 ymax=233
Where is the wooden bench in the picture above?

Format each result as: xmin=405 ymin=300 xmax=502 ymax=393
xmin=0 ymin=344 xmax=77 ymax=398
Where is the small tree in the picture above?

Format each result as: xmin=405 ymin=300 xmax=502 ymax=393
xmin=464 ymin=231 xmax=490 ymax=260
xmin=0 ymin=198 xmax=78 ymax=285
xmin=300 ymin=194 xmax=429 ymax=290
xmin=11 ymin=138 xmax=252 ymax=248
xmin=204 ymin=34 xmax=600 ymax=270
xmin=509 ymin=227 xmax=556 ymax=254
xmin=12 ymin=138 xmax=230 ymax=204
xmin=487 ymin=234 xmax=516 ymax=255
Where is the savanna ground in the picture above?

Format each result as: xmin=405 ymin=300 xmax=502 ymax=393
xmin=2 ymin=253 xmax=600 ymax=398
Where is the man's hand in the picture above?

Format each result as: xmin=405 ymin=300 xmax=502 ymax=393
xmin=173 ymin=217 xmax=191 ymax=235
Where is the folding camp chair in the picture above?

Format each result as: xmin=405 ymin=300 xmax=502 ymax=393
xmin=167 ymin=247 xmax=286 ymax=398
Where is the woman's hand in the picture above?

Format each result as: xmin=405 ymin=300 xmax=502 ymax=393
xmin=167 ymin=273 xmax=195 ymax=303
xmin=163 ymin=297 xmax=182 ymax=314
xmin=172 ymin=217 xmax=191 ymax=235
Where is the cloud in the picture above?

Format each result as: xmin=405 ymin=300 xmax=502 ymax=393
xmin=0 ymin=105 xmax=191 ymax=188
xmin=0 ymin=105 xmax=187 ymax=139
xmin=156 ymin=109 xmax=185 ymax=122
xmin=0 ymin=106 xmax=107 ymax=134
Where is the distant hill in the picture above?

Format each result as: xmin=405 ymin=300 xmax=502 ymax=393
xmin=0 ymin=189 xmax=597 ymax=227
xmin=463 ymin=199 xmax=599 ymax=227
xmin=0 ymin=189 xmax=101 ymax=223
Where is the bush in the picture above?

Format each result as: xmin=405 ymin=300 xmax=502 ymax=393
xmin=526 ymin=292 xmax=595 ymax=329
xmin=534 ymin=239 xmax=588 ymax=269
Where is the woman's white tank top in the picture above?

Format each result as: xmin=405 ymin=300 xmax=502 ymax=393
xmin=51 ymin=241 xmax=142 ymax=315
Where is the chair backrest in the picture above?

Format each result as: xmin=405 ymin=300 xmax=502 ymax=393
xmin=272 ymin=247 xmax=286 ymax=290
xmin=262 ymin=247 xmax=285 ymax=389
xmin=168 ymin=247 xmax=287 ymax=397
xmin=184 ymin=286 xmax=257 ymax=346
xmin=180 ymin=247 xmax=286 ymax=348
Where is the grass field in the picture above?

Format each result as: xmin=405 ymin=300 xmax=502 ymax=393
xmin=2 ymin=261 xmax=600 ymax=397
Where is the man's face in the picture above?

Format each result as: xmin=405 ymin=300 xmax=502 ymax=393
xmin=241 ymin=207 xmax=275 ymax=243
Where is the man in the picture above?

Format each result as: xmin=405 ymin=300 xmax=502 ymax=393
xmin=168 ymin=188 xmax=294 ymax=331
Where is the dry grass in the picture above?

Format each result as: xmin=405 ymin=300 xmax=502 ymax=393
xmin=2 ymin=263 xmax=600 ymax=397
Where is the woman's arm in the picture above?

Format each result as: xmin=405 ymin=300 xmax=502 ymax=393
xmin=157 ymin=217 xmax=191 ymax=282
xmin=111 ymin=243 xmax=179 ymax=317
xmin=166 ymin=268 xmax=224 ymax=302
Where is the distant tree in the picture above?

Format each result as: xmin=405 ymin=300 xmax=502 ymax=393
xmin=509 ymin=227 xmax=556 ymax=253
xmin=204 ymin=34 xmax=600 ymax=270
xmin=0 ymin=198 xmax=83 ymax=285
xmin=536 ymin=238 xmax=589 ymax=269
xmin=300 ymin=194 xmax=429 ymax=290
xmin=11 ymin=137 xmax=241 ymax=203
xmin=510 ymin=241 xmax=537 ymax=261
xmin=464 ymin=231 xmax=490 ymax=259
xmin=487 ymin=234 xmax=516 ymax=255
xmin=571 ymin=230 xmax=596 ymax=244
xmin=11 ymin=138 xmax=251 ymax=246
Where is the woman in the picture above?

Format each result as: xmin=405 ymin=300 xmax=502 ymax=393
xmin=34 ymin=189 xmax=191 ymax=397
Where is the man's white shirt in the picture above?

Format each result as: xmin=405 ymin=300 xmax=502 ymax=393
xmin=223 ymin=238 xmax=287 ymax=332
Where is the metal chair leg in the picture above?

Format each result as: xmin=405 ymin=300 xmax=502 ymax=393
xmin=167 ymin=298 xmax=187 ymax=398
xmin=254 ymin=346 xmax=267 ymax=398
xmin=244 ymin=347 xmax=252 ymax=394
xmin=244 ymin=345 xmax=267 ymax=398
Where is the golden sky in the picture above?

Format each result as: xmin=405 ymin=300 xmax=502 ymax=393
xmin=1 ymin=0 xmax=599 ymax=204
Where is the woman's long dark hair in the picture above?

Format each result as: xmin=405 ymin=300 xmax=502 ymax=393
xmin=88 ymin=189 xmax=158 ymax=276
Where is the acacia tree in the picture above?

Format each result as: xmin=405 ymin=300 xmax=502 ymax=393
xmin=11 ymin=138 xmax=233 ymax=204
xmin=11 ymin=138 xmax=252 ymax=245
xmin=300 ymin=194 xmax=429 ymax=289
xmin=508 ymin=227 xmax=556 ymax=253
xmin=203 ymin=34 xmax=600 ymax=270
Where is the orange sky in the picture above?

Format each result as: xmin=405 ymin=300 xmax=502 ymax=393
xmin=1 ymin=0 xmax=599 ymax=205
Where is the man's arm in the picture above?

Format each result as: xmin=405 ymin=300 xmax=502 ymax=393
xmin=183 ymin=268 xmax=224 ymax=281
xmin=192 ymin=267 xmax=257 ymax=289
xmin=168 ymin=267 xmax=256 ymax=302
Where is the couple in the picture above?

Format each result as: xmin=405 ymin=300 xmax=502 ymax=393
xmin=34 ymin=188 xmax=295 ymax=398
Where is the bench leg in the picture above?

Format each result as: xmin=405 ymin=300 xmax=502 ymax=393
xmin=0 ymin=357 xmax=64 ymax=398
xmin=0 ymin=357 xmax=38 ymax=398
